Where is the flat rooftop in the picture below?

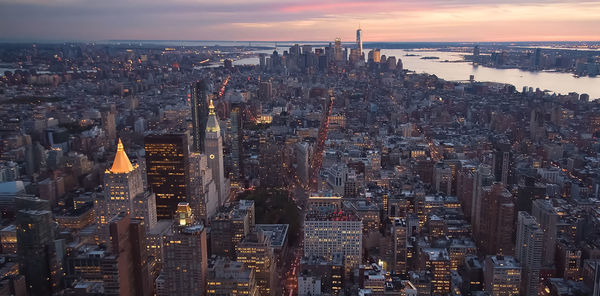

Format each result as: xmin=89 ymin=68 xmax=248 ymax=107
xmin=255 ymin=224 xmax=288 ymax=249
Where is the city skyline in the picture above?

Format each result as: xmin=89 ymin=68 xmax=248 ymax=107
xmin=1 ymin=2 xmax=600 ymax=295
xmin=1 ymin=0 xmax=600 ymax=42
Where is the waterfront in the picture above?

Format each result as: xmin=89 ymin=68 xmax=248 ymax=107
xmin=239 ymin=47 xmax=600 ymax=99
xmin=382 ymin=49 xmax=600 ymax=99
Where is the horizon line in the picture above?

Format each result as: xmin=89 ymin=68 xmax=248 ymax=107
xmin=0 ymin=39 xmax=599 ymax=45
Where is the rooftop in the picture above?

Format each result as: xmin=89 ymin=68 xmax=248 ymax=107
xmin=107 ymin=138 xmax=135 ymax=174
xmin=255 ymin=224 xmax=289 ymax=249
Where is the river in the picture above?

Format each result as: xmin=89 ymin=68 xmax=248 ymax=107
xmin=235 ymin=47 xmax=600 ymax=100
xmin=381 ymin=49 xmax=600 ymax=99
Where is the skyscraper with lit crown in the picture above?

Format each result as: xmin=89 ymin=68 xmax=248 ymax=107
xmin=205 ymin=100 xmax=227 ymax=206
xmin=157 ymin=202 xmax=208 ymax=296
xmin=101 ymin=139 xmax=157 ymax=244
xmin=104 ymin=139 xmax=144 ymax=219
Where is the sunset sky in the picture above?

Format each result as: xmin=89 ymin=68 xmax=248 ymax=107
xmin=0 ymin=0 xmax=599 ymax=42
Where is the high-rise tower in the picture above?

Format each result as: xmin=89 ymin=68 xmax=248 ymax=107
xmin=205 ymin=100 xmax=227 ymax=206
xmin=145 ymin=133 xmax=191 ymax=219
xmin=16 ymin=197 xmax=61 ymax=296
xmin=191 ymin=80 xmax=209 ymax=153
xmin=515 ymin=211 xmax=543 ymax=296
xmin=157 ymin=203 xmax=208 ymax=296
xmin=356 ymin=26 xmax=363 ymax=55
xmin=104 ymin=139 xmax=144 ymax=220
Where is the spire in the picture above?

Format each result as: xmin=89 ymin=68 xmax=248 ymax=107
xmin=109 ymin=138 xmax=134 ymax=173
xmin=206 ymin=99 xmax=220 ymax=133
xmin=209 ymin=99 xmax=216 ymax=115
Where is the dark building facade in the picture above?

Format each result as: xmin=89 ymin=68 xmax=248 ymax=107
xmin=144 ymin=133 xmax=190 ymax=219
xmin=191 ymin=80 xmax=209 ymax=153
xmin=15 ymin=197 xmax=61 ymax=296
xmin=103 ymin=213 xmax=152 ymax=296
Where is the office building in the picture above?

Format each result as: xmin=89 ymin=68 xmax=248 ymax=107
xmin=471 ymin=164 xmax=494 ymax=230
xmin=210 ymin=200 xmax=255 ymax=258
xmin=236 ymin=230 xmax=276 ymax=295
xmin=16 ymin=197 xmax=61 ymax=296
xmin=230 ymin=102 xmax=244 ymax=183
xmin=532 ymin=199 xmax=558 ymax=266
xmin=392 ymin=218 xmax=408 ymax=274
xmin=258 ymin=81 xmax=273 ymax=101
xmin=103 ymin=139 xmax=145 ymax=221
xmin=433 ymin=162 xmax=452 ymax=195
xmin=102 ymin=213 xmax=152 ymax=296
xmin=158 ymin=203 xmax=208 ymax=296
xmin=188 ymin=152 xmax=219 ymax=223
xmin=556 ymin=239 xmax=582 ymax=281
xmin=191 ymin=80 xmax=209 ymax=153
xmin=420 ymin=248 xmax=451 ymax=295
xmin=459 ymin=255 xmax=484 ymax=294
xmin=206 ymin=258 xmax=259 ymax=296
xmin=304 ymin=209 xmax=362 ymax=272
xmin=493 ymin=142 xmax=512 ymax=185
xmin=259 ymin=135 xmax=285 ymax=188
xmin=145 ymin=133 xmax=191 ymax=219
xmin=205 ymin=100 xmax=227 ymax=206
xmin=299 ymin=255 xmax=344 ymax=295
xmin=515 ymin=211 xmax=543 ymax=296
xmin=477 ymin=182 xmax=515 ymax=255
xmin=298 ymin=274 xmax=321 ymax=296
xmin=356 ymin=27 xmax=363 ymax=55
xmin=101 ymin=108 xmax=116 ymax=144
xmin=484 ymin=255 xmax=521 ymax=296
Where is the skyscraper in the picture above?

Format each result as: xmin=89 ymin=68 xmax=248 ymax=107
xmin=229 ymin=102 xmax=244 ymax=183
xmin=493 ymin=141 xmax=512 ymax=185
xmin=471 ymin=164 xmax=494 ymax=233
xmin=484 ymin=255 xmax=521 ymax=296
xmin=205 ymin=100 xmax=227 ymax=206
xmin=532 ymin=199 xmax=558 ymax=266
xmin=477 ymin=182 xmax=515 ymax=255
xmin=188 ymin=152 xmax=218 ymax=223
xmin=356 ymin=26 xmax=363 ymax=55
xmin=191 ymin=80 xmax=209 ymax=153
xmin=101 ymin=109 xmax=117 ymax=145
xmin=420 ymin=248 xmax=451 ymax=295
xmin=392 ymin=218 xmax=408 ymax=274
xmin=210 ymin=200 xmax=255 ymax=259
xmin=15 ymin=197 xmax=61 ymax=296
xmin=145 ymin=133 xmax=191 ymax=219
xmin=104 ymin=139 xmax=144 ymax=220
xmin=258 ymin=81 xmax=272 ymax=101
xmin=157 ymin=203 xmax=208 ymax=296
xmin=304 ymin=210 xmax=362 ymax=273
xmin=236 ymin=230 xmax=276 ymax=295
xmin=102 ymin=213 xmax=152 ymax=296
xmin=515 ymin=211 xmax=543 ymax=296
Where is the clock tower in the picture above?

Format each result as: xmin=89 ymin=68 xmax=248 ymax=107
xmin=205 ymin=100 xmax=226 ymax=206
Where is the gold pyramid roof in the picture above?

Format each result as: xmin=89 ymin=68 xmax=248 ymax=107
xmin=108 ymin=138 xmax=134 ymax=173
xmin=206 ymin=99 xmax=220 ymax=133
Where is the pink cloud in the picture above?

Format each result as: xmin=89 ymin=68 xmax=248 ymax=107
xmin=281 ymin=1 xmax=390 ymax=13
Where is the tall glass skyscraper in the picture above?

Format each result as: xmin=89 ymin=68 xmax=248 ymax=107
xmin=191 ymin=80 xmax=209 ymax=153
xmin=144 ymin=133 xmax=190 ymax=219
